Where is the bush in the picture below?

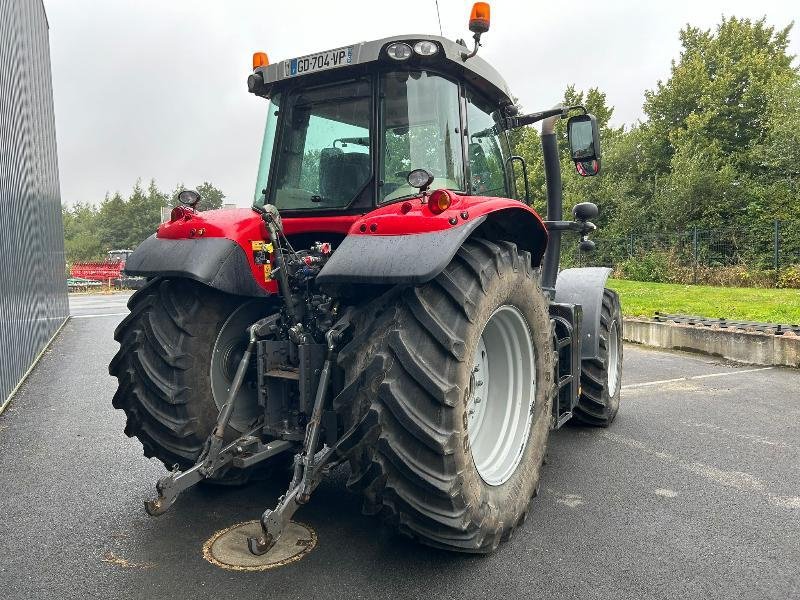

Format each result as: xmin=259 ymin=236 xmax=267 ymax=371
xmin=778 ymin=265 xmax=800 ymax=288
xmin=616 ymin=251 xmax=671 ymax=283
xmin=612 ymin=250 xmax=800 ymax=288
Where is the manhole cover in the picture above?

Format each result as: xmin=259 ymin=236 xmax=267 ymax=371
xmin=202 ymin=520 xmax=316 ymax=571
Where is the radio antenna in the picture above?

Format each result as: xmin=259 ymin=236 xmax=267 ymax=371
xmin=434 ymin=0 xmax=443 ymax=36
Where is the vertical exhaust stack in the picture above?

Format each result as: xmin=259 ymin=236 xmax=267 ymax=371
xmin=540 ymin=109 xmax=563 ymax=294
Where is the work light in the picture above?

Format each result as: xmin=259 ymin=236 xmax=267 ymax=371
xmin=413 ymin=41 xmax=438 ymax=56
xmin=386 ymin=42 xmax=412 ymax=60
xmin=407 ymin=168 xmax=434 ymax=190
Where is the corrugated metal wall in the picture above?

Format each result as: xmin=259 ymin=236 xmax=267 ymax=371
xmin=0 ymin=0 xmax=68 ymax=406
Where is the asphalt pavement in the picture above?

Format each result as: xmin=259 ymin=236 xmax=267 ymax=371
xmin=1 ymin=292 xmax=798 ymax=599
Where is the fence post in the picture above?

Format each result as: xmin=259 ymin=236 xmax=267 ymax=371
xmin=692 ymin=227 xmax=698 ymax=285
xmin=628 ymin=233 xmax=634 ymax=257
xmin=774 ymin=219 xmax=780 ymax=286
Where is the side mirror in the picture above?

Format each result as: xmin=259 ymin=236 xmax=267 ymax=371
xmin=567 ymin=114 xmax=601 ymax=177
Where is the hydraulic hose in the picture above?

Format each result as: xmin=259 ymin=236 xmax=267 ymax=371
xmin=261 ymin=205 xmax=301 ymax=324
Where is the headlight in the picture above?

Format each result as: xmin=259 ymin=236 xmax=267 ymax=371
xmin=386 ymin=42 xmax=412 ymax=60
xmin=413 ymin=41 xmax=438 ymax=56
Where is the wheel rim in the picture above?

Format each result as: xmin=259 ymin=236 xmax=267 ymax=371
xmin=467 ymin=305 xmax=536 ymax=487
xmin=607 ymin=320 xmax=620 ymax=395
xmin=210 ymin=302 xmax=264 ymax=433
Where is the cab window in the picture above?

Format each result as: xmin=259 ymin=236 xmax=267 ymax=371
xmin=380 ymin=71 xmax=464 ymax=202
xmin=465 ymin=90 xmax=510 ymax=197
xmin=269 ymin=79 xmax=372 ymax=210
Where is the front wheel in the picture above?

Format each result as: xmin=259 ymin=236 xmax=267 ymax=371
xmin=572 ymin=288 xmax=623 ymax=426
xmin=336 ymin=239 xmax=555 ymax=553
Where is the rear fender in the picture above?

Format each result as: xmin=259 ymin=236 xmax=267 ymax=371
xmin=316 ymin=199 xmax=548 ymax=292
xmin=124 ymin=234 xmax=270 ymax=297
xmin=554 ymin=267 xmax=612 ymax=361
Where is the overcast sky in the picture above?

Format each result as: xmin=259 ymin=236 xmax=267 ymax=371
xmin=44 ymin=0 xmax=798 ymax=207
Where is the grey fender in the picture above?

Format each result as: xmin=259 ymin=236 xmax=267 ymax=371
xmin=554 ymin=267 xmax=612 ymax=361
xmin=316 ymin=216 xmax=487 ymax=292
xmin=124 ymin=234 xmax=269 ymax=297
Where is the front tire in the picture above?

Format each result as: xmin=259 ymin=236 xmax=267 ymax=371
xmin=572 ymin=288 xmax=623 ymax=426
xmin=335 ymin=239 xmax=555 ymax=553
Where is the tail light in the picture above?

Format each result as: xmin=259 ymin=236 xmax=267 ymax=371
xmin=428 ymin=189 xmax=453 ymax=215
xmin=170 ymin=206 xmax=194 ymax=222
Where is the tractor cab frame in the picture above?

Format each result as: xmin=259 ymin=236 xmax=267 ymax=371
xmin=249 ymin=35 xmax=522 ymax=216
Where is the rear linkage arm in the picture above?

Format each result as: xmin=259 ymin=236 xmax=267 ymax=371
xmin=144 ymin=306 xmax=353 ymax=557
xmin=247 ymin=313 xmax=351 ymax=555
xmin=148 ymin=203 xmax=352 ymax=554
xmin=144 ymin=324 xmax=292 ymax=517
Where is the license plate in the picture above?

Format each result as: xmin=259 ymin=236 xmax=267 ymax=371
xmin=284 ymin=46 xmax=354 ymax=78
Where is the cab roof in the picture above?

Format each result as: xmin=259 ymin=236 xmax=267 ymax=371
xmin=253 ymin=34 xmax=514 ymax=107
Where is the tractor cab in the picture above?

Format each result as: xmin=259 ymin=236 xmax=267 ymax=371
xmin=248 ymin=33 xmax=520 ymax=215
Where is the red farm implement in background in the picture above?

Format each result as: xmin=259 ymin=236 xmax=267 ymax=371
xmin=70 ymin=250 xmax=133 ymax=283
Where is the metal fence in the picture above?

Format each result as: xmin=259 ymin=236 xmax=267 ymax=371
xmin=565 ymin=220 xmax=800 ymax=286
xmin=0 ymin=0 xmax=69 ymax=406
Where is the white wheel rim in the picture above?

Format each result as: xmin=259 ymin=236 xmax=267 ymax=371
xmin=210 ymin=302 xmax=263 ymax=432
xmin=607 ymin=321 xmax=620 ymax=394
xmin=467 ymin=305 xmax=536 ymax=487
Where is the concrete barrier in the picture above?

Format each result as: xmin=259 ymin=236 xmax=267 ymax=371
xmin=623 ymin=318 xmax=800 ymax=368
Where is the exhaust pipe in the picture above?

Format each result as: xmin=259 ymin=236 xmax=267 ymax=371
xmin=540 ymin=109 xmax=563 ymax=295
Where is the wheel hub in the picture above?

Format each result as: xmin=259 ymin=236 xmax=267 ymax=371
xmin=466 ymin=305 xmax=536 ymax=486
xmin=210 ymin=302 xmax=266 ymax=432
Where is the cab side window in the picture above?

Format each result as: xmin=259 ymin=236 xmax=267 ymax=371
xmin=465 ymin=90 xmax=510 ymax=197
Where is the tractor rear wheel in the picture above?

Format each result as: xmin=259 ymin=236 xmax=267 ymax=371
xmin=335 ymin=239 xmax=554 ymax=553
xmin=572 ymin=288 xmax=623 ymax=426
xmin=109 ymin=278 xmax=275 ymax=483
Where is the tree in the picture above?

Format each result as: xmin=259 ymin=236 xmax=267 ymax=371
xmin=97 ymin=191 xmax=131 ymax=250
xmin=62 ymin=202 xmax=103 ymax=262
xmin=123 ymin=179 xmax=165 ymax=248
xmin=63 ymin=180 xmax=228 ymax=264
xmin=195 ymin=182 xmax=226 ymax=210
xmin=643 ymin=18 xmax=795 ymax=172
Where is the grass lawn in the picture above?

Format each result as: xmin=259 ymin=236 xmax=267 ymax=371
xmin=607 ymin=279 xmax=800 ymax=324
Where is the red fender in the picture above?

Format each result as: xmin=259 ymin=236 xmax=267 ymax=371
xmin=147 ymin=195 xmax=548 ymax=295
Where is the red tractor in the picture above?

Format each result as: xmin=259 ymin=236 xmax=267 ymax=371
xmin=110 ymin=3 xmax=622 ymax=555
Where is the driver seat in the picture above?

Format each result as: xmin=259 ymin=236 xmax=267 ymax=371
xmin=319 ymin=148 xmax=370 ymax=204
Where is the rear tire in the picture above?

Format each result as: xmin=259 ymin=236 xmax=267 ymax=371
xmin=334 ymin=239 xmax=554 ymax=553
xmin=572 ymin=288 xmax=622 ymax=426
xmin=109 ymin=278 xmax=275 ymax=482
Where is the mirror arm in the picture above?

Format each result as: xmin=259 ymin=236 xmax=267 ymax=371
xmin=544 ymin=220 xmax=596 ymax=234
xmin=501 ymin=104 xmax=586 ymax=131
xmin=504 ymin=107 xmax=566 ymax=130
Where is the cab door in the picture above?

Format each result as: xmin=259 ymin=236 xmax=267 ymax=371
xmin=463 ymin=86 xmax=514 ymax=199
